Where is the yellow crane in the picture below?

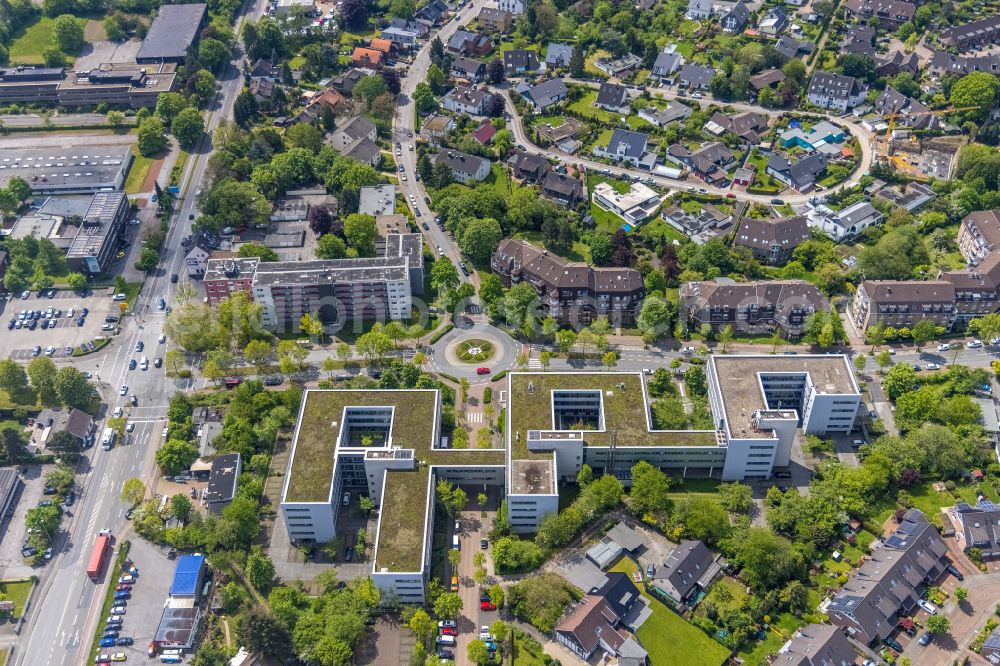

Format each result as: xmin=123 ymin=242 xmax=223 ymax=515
xmin=881 ymin=105 xmax=982 ymax=152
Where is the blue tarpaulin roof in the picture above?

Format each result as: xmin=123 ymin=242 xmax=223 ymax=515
xmin=170 ymin=554 xmax=205 ymax=596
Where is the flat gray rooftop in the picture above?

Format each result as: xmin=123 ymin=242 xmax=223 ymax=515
xmin=252 ymin=257 xmax=410 ymax=287
xmin=0 ymin=146 xmax=132 ymax=193
xmin=137 ymin=3 xmax=207 ymax=62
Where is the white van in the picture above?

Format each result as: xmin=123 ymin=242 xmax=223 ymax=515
xmin=101 ymin=427 xmax=116 ymax=450
xmin=112 ymin=293 xmax=127 ymax=301
xmin=140 ymin=357 xmax=148 ymax=370
xmin=436 ymin=635 xmax=456 ymax=646
xmin=452 ymin=534 xmax=460 ymax=549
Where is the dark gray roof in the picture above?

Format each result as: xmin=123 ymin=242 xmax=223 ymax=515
xmin=596 ymin=82 xmax=628 ymax=108
xmin=722 ymin=1 xmax=750 ymax=30
xmin=606 ymin=129 xmax=648 ymax=159
xmin=678 ymin=63 xmax=715 ymax=87
xmin=652 ymin=51 xmax=682 ymax=74
xmin=541 ymin=171 xmax=584 ymax=198
xmin=206 ymin=453 xmax=241 ymax=512
xmin=768 ymin=153 xmax=829 ymax=188
xmin=653 ymin=540 xmax=716 ymax=601
xmin=525 ymin=78 xmax=568 ymax=108
xmin=451 ymin=57 xmax=486 ymax=77
xmin=545 ymin=43 xmax=574 ymax=65
xmin=734 ymin=216 xmax=810 ymax=252
xmin=775 ymin=35 xmax=800 ymax=59
xmin=503 ymin=49 xmax=540 ymax=71
xmin=137 ymin=3 xmax=207 ymax=62
xmin=808 ymin=71 xmax=860 ymax=100
xmin=415 ymin=0 xmax=448 ymax=22
xmin=434 ymin=149 xmax=490 ymax=176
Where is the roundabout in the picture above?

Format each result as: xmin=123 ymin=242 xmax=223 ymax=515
xmin=455 ymin=338 xmax=495 ymax=363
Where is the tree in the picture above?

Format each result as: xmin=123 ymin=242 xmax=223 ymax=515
xmin=629 ymin=461 xmax=670 ymax=516
xmin=955 ymin=586 xmax=968 ymax=602
xmin=602 ymin=351 xmax=618 ymax=370
xmin=853 ymin=354 xmax=867 ymax=376
xmin=432 ymin=161 xmax=453 ymax=188
xmin=246 ymin=550 xmax=276 ymax=593
xmin=836 ymin=53 xmax=875 ymax=82
xmin=170 ymin=493 xmax=193 ymax=521
xmin=569 ymin=45 xmax=585 ymax=76
xmin=171 ymin=108 xmax=205 ymax=149
xmin=285 ymin=122 xmax=323 ymax=153
xmin=911 ymin=318 xmax=937 ymax=349
xmin=136 ymin=116 xmax=168 ymax=156
xmin=352 ymin=75 xmax=388 ymax=110
xmin=413 ymin=82 xmax=437 ymax=114
xmin=875 ymin=350 xmax=892 ymax=374
xmin=54 ymin=365 xmax=92 ymax=411
xmin=156 ymin=439 xmax=199 ymax=476
xmin=431 ymin=257 xmax=460 ymax=297
xmin=459 ymin=218 xmax=502 ymax=265
xmin=433 ymin=592 xmax=463 ymax=619
xmin=0 ymin=360 xmax=27 ymax=394
xmin=199 ymin=38 xmax=232 ymax=72
xmin=467 ymin=640 xmax=491 ymax=665
xmin=487 ymin=57 xmax=505 ymax=84
xmin=300 ymin=312 xmax=324 ymax=340
xmin=338 ymin=0 xmax=369 ymax=30
xmin=718 ymin=483 xmax=753 ymax=514
xmin=925 ymin=614 xmax=950 ymax=634
xmin=53 ymin=14 xmax=84 ymax=53
xmin=683 ymin=497 xmax=730 ymax=545
xmin=243 ymin=339 xmax=274 ymax=373
xmin=48 ymin=431 xmax=82 ymax=463
xmin=637 ymin=295 xmax=673 ymax=342
xmin=234 ymin=90 xmax=259 ymax=126
xmin=950 ymin=71 xmax=1000 ymax=121
xmin=121 ymin=478 xmax=146 ymax=507
xmin=883 ymin=362 xmax=917 ymax=401
xmin=26 ymin=356 xmax=57 ymax=397
xmin=106 ymin=110 xmax=125 ymax=129
xmin=407 ymin=608 xmax=434 ymax=646
xmin=25 ymin=504 xmax=61 ymax=542
xmin=343 ymin=213 xmax=376 ymax=256
xmin=315 ymin=234 xmax=347 ymax=259
xmin=237 ymin=608 xmax=291 ymax=657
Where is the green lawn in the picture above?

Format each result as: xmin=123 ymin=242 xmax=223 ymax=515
xmin=567 ymin=89 xmax=619 ymax=123
xmin=610 ymin=557 xmax=730 ymax=666
xmin=514 ymin=231 xmax=592 ymax=263
xmin=584 ymin=49 xmax=612 ymax=78
xmin=0 ymin=579 xmax=33 ymax=619
xmin=872 ymin=481 xmax=964 ymax=528
xmin=124 ymin=148 xmax=154 ymax=195
xmin=664 ymin=477 xmax=722 ymax=503
xmin=626 ymin=114 xmax=653 ymax=131
xmin=510 ymin=630 xmax=550 ymax=666
xmin=483 ymin=163 xmax=520 ymax=198
xmin=737 ymin=612 xmax=805 ymax=666
xmin=642 ymin=218 xmax=687 ymax=244
xmin=9 ymin=16 xmax=88 ymax=64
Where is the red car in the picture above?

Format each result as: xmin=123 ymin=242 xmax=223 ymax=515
xmin=480 ymin=601 xmax=496 ymax=611
xmin=440 ymin=627 xmax=457 ymax=636
xmin=115 ymin=584 xmax=132 ymax=592
xmin=476 ymin=367 xmax=490 ymax=375
xmin=726 ymin=193 xmax=736 ymax=198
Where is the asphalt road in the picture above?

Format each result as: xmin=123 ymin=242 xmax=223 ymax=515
xmin=501 ymin=80 xmax=875 ymax=206
xmin=13 ymin=0 xmax=266 ymax=661
xmin=393 ymin=0 xmax=487 ymax=288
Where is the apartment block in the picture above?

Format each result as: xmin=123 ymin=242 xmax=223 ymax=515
xmin=679 ymin=279 xmax=830 ymax=337
xmin=491 ymin=239 xmax=644 ymax=326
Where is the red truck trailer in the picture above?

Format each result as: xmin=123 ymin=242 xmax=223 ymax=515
xmin=87 ymin=534 xmax=111 ymax=580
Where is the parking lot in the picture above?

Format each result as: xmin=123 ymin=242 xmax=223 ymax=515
xmin=0 ymin=291 xmax=123 ymax=360
xmin=99 ymin=537 xmax=173 ymax=661
xmin=0 ymin=465 xmax=45 ymax=580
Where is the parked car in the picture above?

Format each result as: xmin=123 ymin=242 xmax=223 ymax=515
xmin=883 ymin=636 xmax=903 ymax=652
xmin=937 ymin=343 xmax=950 ymax=352
xmin=115 ymin=638 xmax=133 ymax=647
xmin=926 ymin=363 xmax=941 ymax=370
xmin=919 ymin=632 xmax=932 ymax=646
xmin=945 ymin=563 xmax=965 ymax=581
xmin=476 ymin=367 xmax=490 ymax=375
xmin=917 ymin=599 xmax=937 ymax=614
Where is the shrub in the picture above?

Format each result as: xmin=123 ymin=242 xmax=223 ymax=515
xmin=429 ymin=324 xmax=454 ymax=345
xmin=483 ymin=387 xmax=492 ymax=403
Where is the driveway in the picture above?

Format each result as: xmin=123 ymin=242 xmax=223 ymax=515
xmin=909 ymin=576 xmax=1000 ymax=665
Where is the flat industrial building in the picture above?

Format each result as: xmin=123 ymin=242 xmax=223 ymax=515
xmin=280 ymin=357 xmax=861 ymax=603
xmin=0 ymin=147 xmax=133 ymax=195
xmin=137 ymin=4 xmax=208 ymax=63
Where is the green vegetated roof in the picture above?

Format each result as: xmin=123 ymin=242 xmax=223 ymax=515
xmin=508 ymin=372 xmax=718 ymax=462
xmin=375 ymin=466 xmax=430 ymax=573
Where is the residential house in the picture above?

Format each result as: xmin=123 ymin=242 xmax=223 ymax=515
xmin=33 ymin=407 xmax=93 ymax=449
xmin=421 ymin=114 xmax=455 ymax=143
xmin=594 ymin=53 xmax=642 ymax=78
xmin=470 ymin=122 xmax=496 ymax=144
xmin=758 ymin=5 xmax=789 ymax=37
xmin=842 ymin=25 xmax=876 ymax=57
xmin=249 ymin=78 xmax=274 ymax=102
xmin=503 ymin=49 xmax=540 ymax=76
xmin=306 ymin=88 xmax=347 ymax=115
xmin=414 ymin=0 xmax=448 ymax=24
xmin=827 ymin=509 xmax=948 ymax=645
xmin=927 ymin=50 xmax=1000 ymax=78
xmin=678 ymin=63 xmax=716 ymax=90
xmin=450 ymin=57 xmax=486 ymax=82
xmin=446 ymin=30 xmax=492 ymax=57
xmin=498 ymin=0 xmax=524 ymax=14
xmin=871 ymin=181 xmax=936 ymax=213
xmin=666 ymin=142 xmax=735 ymax=184
xmin=807 ymin=71 xmax=867 ymax=112
xmin=554 ymin=574 xmax=647 ymax=662
xmin=679 ymin=279 xmax=830 ymax=336
xmin=434 ymin=150 xmax=491 ymax=183
xmin=873 ymin=86 xmax=935 ymax=129
xmin=478 ymin=6 xmax=512 ymax=32
xmin=662 ymin=203 xmax=733 ymax=244
xmin=380 ymin=26 xmax=419 ymax=48
xmin=328 ymin=115 xmax=380 ymax=168
xmin=775 ymin=34 xmax=803 ymax=59
xmin=750 ymin=69 xmax=785 ymax=92
xmin=806 ymin=201 xmax=882 ymax=241
xmin=705 ymin=111 xmax=768 ymax=143
xmin=779 ymin=120 xmax=846 ymax=155
xmin=507 ymin=151 xmax=551 ymax=183
xmin=185 ymin=230 xmax=221 ymax=277
xmin=733 ymin=215 xmax=811 ymax=265
xmin=331 ymin=69 xmax=367 ymax=96
xmin=958 ymin=210 xmax=1000 ymax=266
xmin=205 ymin=453 xmax=242 ymax=515
xmin=940 ymin=14 xmax=1000 ymax=51
xmin=536 ymin=117 xmax=585 ymax=152
xmin=595 ymin=82 xmax=629 ymax=113
xmin=652 ymin=49 xmax=684 ymax=80
xmin=844 ymin=0 xmax=915 ymax=30
xmin=248 ymin=58 xmax=279 ymax=81
xmin=980 ymin=627 xmax=1000 ymax=665
xmin=638 ymin=101 xmax=692 ymax=127
xmin=442 ymin=85 xmax=494 ymax=115
xmin=593 ymin=181 xmax=662 ymax=225
xmin=541 ymin=172 xmax=585 ymax=206
xmin=777 ymin=624 xmax=860 ymax=666
xmin=686 ymin=0 xmax=713 ymax=19
xmin=649 ymin=540 xmax=724 ymax=605
xmin=950 ymin=500 xmax=1000 ymax=559
xmin=545 ymin=43 xmax=574 ymax=69
xmin=520 ymin=78 xmax=568 ymax=110
xmin=766 ymin=153 xmax=829 ymax=192
xmin=721 ymin=1 xmax=750 ymax=32
xmin=732 ymin=165 xmax=755 ymax=186
xmin=593 ymin=129 xmax=658 ymax=170
xmin=875 ymin=49 xmax=921 ymax=77
xmin=351 ymin=47 xmax=383 ymax=69
xmin=369 ymin=38 xmax=392 ymax=56
xmin=491 ymin=239 xmax=644 ymax=325
xmin=389 ymin=16 xmax=428 ymax=37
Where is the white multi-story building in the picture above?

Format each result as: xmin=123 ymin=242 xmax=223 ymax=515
xmin=497 ymin=0 xmax=524 ymax=14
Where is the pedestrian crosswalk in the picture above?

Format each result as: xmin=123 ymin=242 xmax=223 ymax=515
xmin=467 ymin=412 xmax=483 ymax=423
xmin=527 ymin=359 xmax=542 ymax=369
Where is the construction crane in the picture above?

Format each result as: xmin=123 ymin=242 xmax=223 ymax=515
xmin=881 ymin=105 xmax=982 ymax=155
